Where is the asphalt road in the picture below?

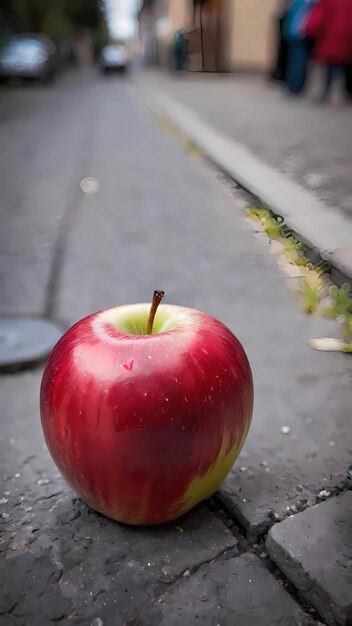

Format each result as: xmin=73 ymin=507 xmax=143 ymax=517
xmin=0 ymin=68 xmax=351 ymax=624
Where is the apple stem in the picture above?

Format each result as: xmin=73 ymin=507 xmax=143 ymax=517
xmin=147 ymin=290 xmax=165 ymax=335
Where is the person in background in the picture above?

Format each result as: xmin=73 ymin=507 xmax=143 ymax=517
xmin=270 ymin=0 xmax=293 ymax=82
xmin=284 ymin=0 xmax=316 ymax=94
xmin=345 ymin=64 xmax=352 ymax=101
xmin=305 ymin=0 xmax=352 ymax=102
xmin=172 ymin=30 xmax=186 ymax=72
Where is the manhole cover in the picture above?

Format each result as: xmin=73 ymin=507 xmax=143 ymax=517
xmin=0 ymin=317 xmax=63 ymax=371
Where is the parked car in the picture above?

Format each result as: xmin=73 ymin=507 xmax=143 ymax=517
xmin=98 ymin=45 xmax=129 ymax=73
xmin=0 ymin=34 xmax=57 ymax=83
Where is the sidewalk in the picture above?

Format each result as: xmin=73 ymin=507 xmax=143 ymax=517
xmin=139 ymin=70 xmax=352 ymax=280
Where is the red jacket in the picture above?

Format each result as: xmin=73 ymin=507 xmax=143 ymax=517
xmin=305 ymin=0 xmax=352 ymax=65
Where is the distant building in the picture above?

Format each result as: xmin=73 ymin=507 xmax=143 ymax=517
xmin=139 ymin=0 xmax=279 ymax=72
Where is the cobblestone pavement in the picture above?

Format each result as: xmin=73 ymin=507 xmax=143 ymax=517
xmin=0 ymin=69 xmax=351 ymax=625
xmin=139 ymin=70 xmax=352 ymax=219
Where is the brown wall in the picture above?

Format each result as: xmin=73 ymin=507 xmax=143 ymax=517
xmin=155 ymin=0 xmax=279 ymax=72
xmin=168 ymin=0 xmax=192 ymax=30
xmin=225 ymin=0 xmax=279 ymax=71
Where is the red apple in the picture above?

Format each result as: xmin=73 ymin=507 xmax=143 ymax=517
xmin=40 ymin=297 xmax=253 ymax=525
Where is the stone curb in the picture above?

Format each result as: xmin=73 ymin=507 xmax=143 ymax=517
xmin=266 ymin=491 xmax=352 ymax=626
xmin=147 ymin=91 xmax=352 ymax=284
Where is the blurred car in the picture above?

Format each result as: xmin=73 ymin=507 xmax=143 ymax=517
xmin=99 ymin=45 xmax=129 ymax=73
xmin=0 ymin=35 xmax=57 ymax=83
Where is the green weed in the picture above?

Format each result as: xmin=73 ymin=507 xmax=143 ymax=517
xmin=299 ymin=276 xmax=323 ymax=314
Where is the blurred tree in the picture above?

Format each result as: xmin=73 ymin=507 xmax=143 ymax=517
xmin=92 ymin=19 xmax=109 ymax=56
xmin=65 ymin=0 xmax=100 ymax=30
xmin=42 ymin=6 xmax=73 ymax=44
xmin=0 ymin=0 xmax=14 ymax=17
xmin=12 ymin=0 xmax=47 ymax=31
xmin=0 ymin=0 xmax=106 ymax=58
xmin=0 ymin=0 xmax=22 ymax=42
xmin=5 ymin=0 xmax=101 ymax=34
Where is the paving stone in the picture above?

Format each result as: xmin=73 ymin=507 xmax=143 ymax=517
xmin=38 ymin=586 xmax=74 ymax=621
xmin=266 ymin=491 xmax=352 ymax=626
xmin=0 ymin=490 xmax=236 ymax=625
xmin=0 ymin=372 xmax=236 ymax=624
xmin=128 ymin=553 xmax=315 ymax=626
xmin=0 ymin=552 xmax=37 ymax=615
